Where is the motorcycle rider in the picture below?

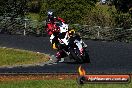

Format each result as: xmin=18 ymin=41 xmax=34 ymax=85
xmin=46 ymin=11 xmax=67 ymax=62
xmin=46 ymin=11 xmax=65 ymax=49
xmin=68 ymin=29 xmax=87 ymax=55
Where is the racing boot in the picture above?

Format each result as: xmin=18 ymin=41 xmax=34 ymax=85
xmin=55 ymin=52 xmax=61 ymax=62
xmin=55 ymin=50 xmax=67 ymax=63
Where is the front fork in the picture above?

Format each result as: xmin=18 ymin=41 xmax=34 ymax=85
xmin=74 ymin=39 xmax=84 ymax=55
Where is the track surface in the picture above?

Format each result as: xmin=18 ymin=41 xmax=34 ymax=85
xmin=0 ymin=34 xmax=132 ymax=74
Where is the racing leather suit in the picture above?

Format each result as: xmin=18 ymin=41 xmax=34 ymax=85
xmin=46 ymin=16 xmax=67 ymax=61
xmin=46 ymin=16 xmax=65 ymax=49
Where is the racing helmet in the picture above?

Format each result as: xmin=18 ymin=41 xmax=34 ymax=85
xmin=47 ymin=10 xmax=54 ymax=17
xmin=48 ymin=11 xmax=53 ymax=16
xmin=47 ymin=10 xmax=54 ymax=21
xmin=69 ymin=29 xmax=75 ymax=37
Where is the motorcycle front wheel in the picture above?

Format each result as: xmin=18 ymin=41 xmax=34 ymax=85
xmin=69 ymin=49 xmax=84 ymax=63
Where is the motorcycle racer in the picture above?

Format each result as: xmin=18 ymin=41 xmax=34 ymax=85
xmin=68 ymin=30 xmax=87 ymax=55
xmin=46 ymin=11 xmax=67 ymax=62
xmin=46 ymin=11 xmax=65 ymax=49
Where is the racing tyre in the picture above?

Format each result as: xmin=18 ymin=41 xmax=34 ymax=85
xmin=70 ymin=49 xmax=83 ymax=63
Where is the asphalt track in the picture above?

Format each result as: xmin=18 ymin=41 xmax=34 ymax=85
xmin=0 ymin=34 xmax=132 ymax=74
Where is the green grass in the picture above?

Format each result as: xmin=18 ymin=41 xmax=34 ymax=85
xmin=0 ymin=47 xmax=49 ymax=66
xmin=0 ymin=80 xmax=131 ymax=88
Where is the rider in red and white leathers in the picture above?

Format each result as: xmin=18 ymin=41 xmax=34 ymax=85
xmin=46 ymin=11 xmax=67 ymax=62
xmin=46 ymin=11 xmax=65 ymax=35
